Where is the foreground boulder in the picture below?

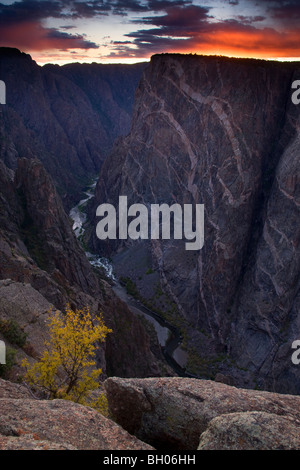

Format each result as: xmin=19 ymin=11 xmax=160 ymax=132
xmin=198 ymin=412 xmax=300 ymax=450
xmin=0 ymin=379 xmax=153 ymax=450
xmin=104 ymin=377 xmax=300 ymax=450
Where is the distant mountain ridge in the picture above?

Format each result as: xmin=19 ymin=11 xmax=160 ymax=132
xmin=0 ymin=47 xmax=147 ymax=209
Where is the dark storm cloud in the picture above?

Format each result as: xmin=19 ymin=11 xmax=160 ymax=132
xmin=250 ymin=0 xmax=300 ymax=19
xmin=110 ymin=0 xmax=149 ymax=13
xmin=112 ymin=40 xmax=133 ymax=44
xmin=0 ymin=0 xmax=63 ymax=25
xmin=271 ymin=4 xmax=300 ymax=20
xmin=235 ymin=15 xmax=266 ymax=24
xmin=0 ymin=0 xmax=100 ymax=50
xmin=0 ymin=0 xmax=205 ymax=52
xmin=147 ymin=0 xmax=192 ymax=10
xmin=126 ymin=5 xmax=238 ymax=43
xmin=109 ymin=1 xmax=300 ymax=59
xmin=0 ymin=0 xmax=195 ymax=23
xmin=59 ymin=25 xmax=76 ymax=30
xmin=108 ymin=4 xmax=207 ymax=56
xmin=135 ymin=4 xmax=211 ymax=28
xmin=257 ymin=0 xmax=299 ymax=3
xmin=109 ymin=0 xmax=194 ymax=16
xmin=223 ymin=0 xmax=239 ymax=4
xmin=69 ymin=1 xmax=111 ymax=18
xmin=46 ymin=29 xmax=98 ymax=48
xmin=1 ymin=0 xmax=300 ymax=58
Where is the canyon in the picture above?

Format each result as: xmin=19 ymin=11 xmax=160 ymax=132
xmin=0 ymin=47 xmax=300 ymax=450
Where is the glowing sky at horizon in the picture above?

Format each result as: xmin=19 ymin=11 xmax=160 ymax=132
xmin=0 ymin=0 xmax=299 ymax=65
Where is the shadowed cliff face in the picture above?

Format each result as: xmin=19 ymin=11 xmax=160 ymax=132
xmin=0 ymin=48 xmax=146 ymax=209
xmin=229 ymin=90 xmax=300 ymax=393
xmin=46 ymin=62 xmax=148 ymax=152
xmin=90 ymin=54 xmax=300 ymax=393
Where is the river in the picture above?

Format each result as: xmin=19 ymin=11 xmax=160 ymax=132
xmin=69 ymin=184 xmax=190 ymax=377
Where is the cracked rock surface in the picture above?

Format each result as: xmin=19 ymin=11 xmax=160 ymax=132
xmin=105 ymin=377 xmax=300 ymax=450
xmin=0 ymin=379 xmax=153 ymax=450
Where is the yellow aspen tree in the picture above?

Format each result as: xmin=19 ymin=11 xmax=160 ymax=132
xmin=22 ymin=305 xmax=112 ymax=415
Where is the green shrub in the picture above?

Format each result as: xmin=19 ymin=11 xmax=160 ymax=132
xmin=0 ymin=319 xmax=27 ymax=348
xmin=145 ymin=268 xmax=154 ymax=275
xmin=120 ymin=277 xmax=139 ymax=299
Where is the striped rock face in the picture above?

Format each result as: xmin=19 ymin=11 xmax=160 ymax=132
xmin=91 ymin=54 xmax=300 ymax=394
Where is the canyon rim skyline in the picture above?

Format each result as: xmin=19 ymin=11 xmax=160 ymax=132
xmin=0 ymin=0 xmax=300 ymax=65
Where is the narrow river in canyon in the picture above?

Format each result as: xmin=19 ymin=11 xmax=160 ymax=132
xmin=69 ymin=186 xmax=193 ymax=378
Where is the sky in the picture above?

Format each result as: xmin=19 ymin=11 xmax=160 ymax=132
xmin=0 ymin=0 xmax=300 ymax=65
